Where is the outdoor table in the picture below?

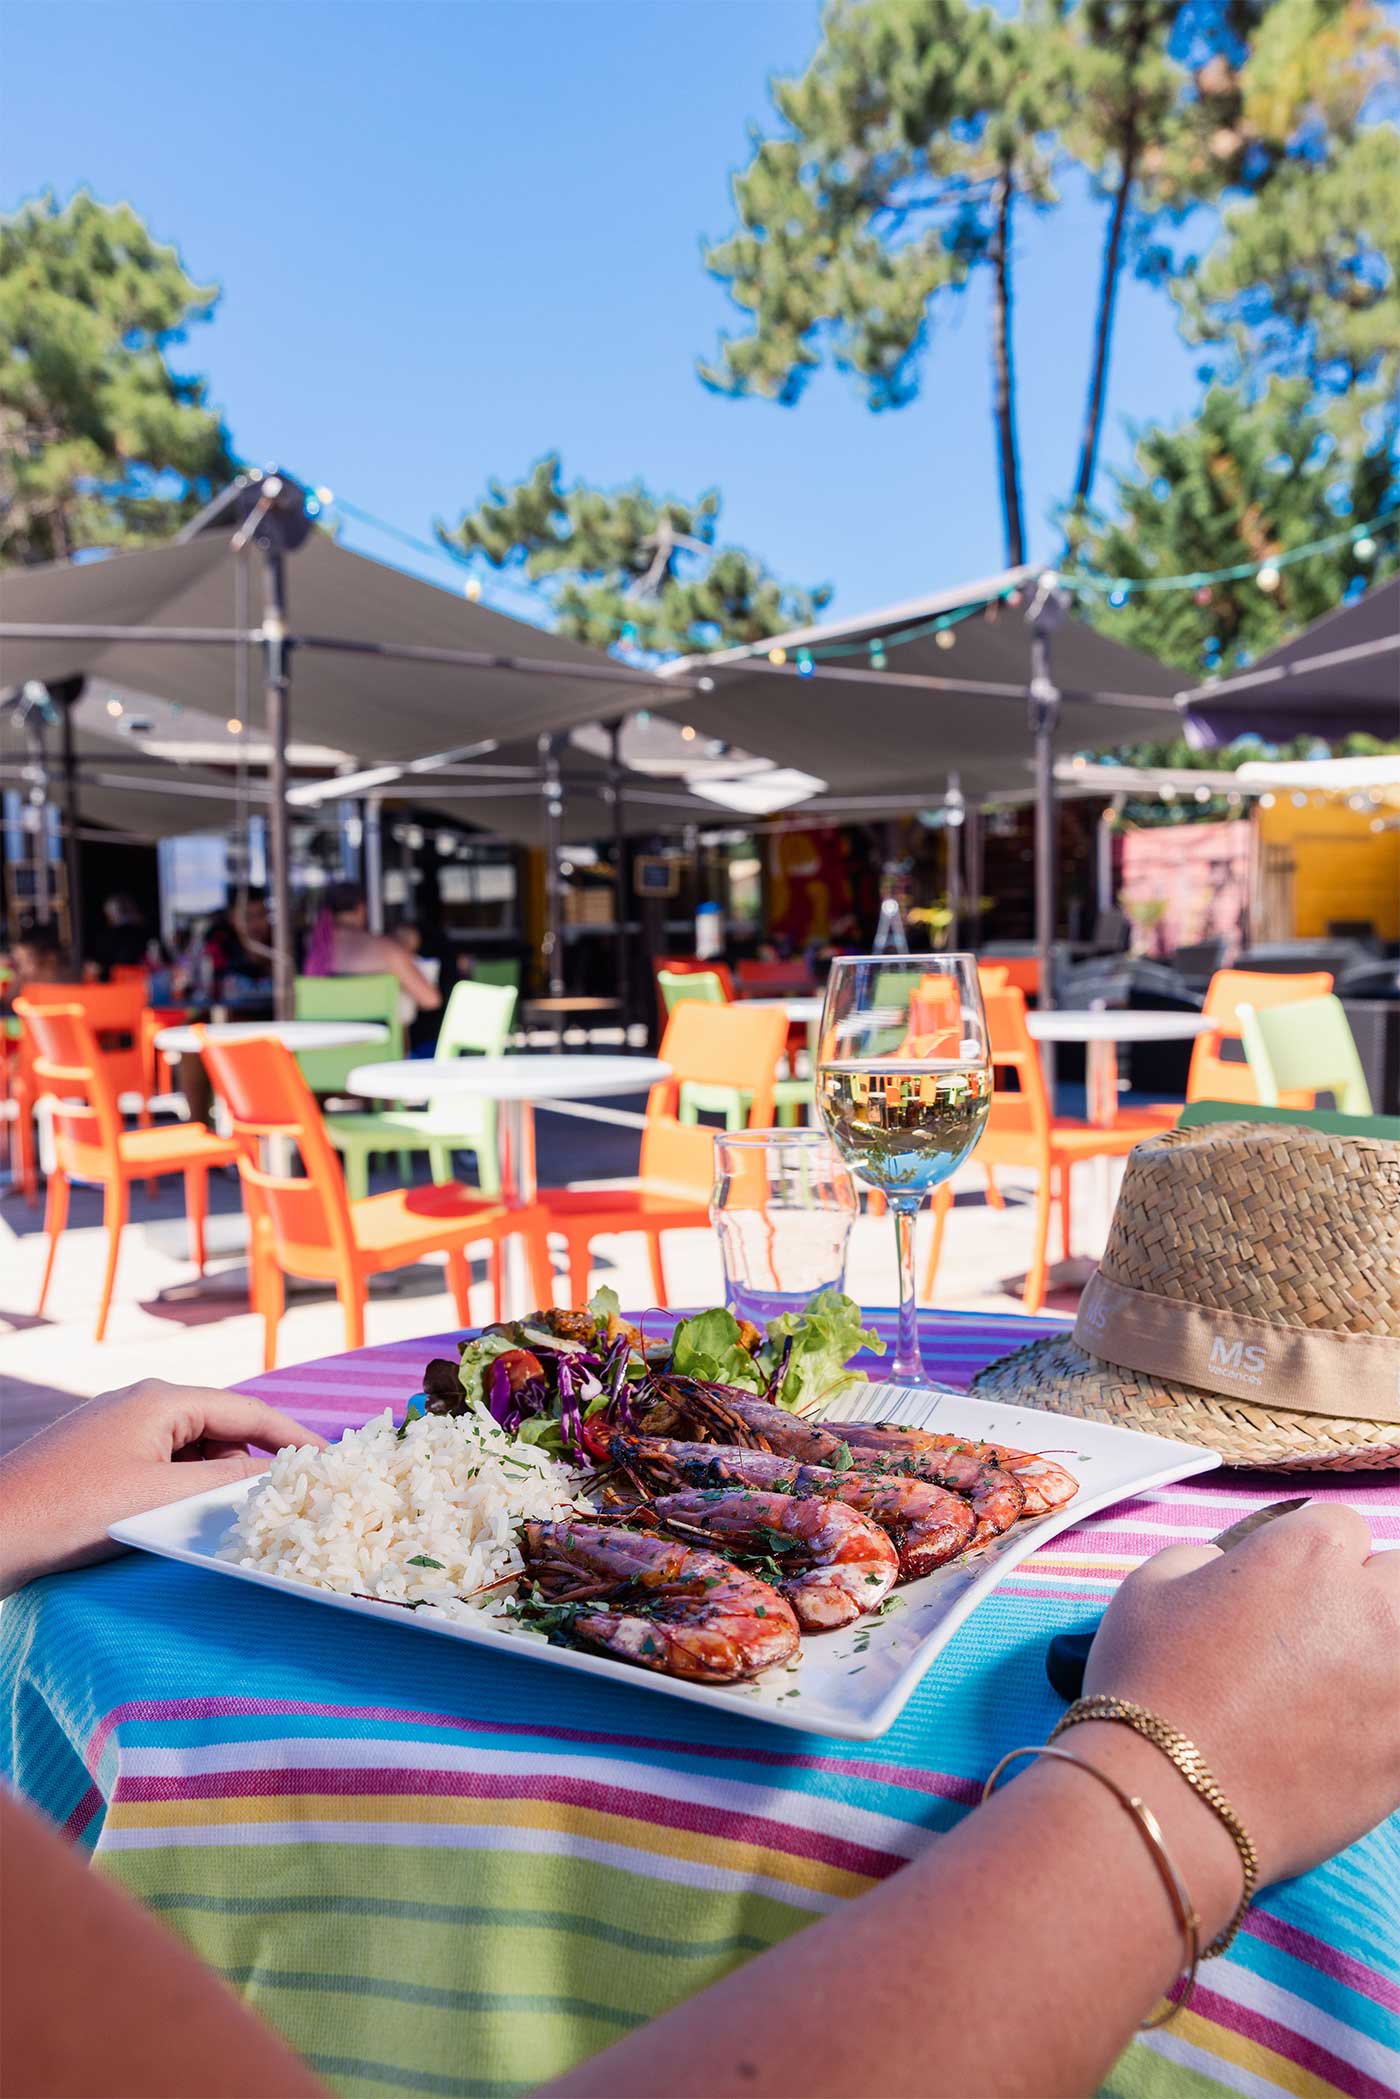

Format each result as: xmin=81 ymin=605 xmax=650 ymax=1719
xmin=1026 ymin=1007 xmax=1210 ymax=1127
xmin=343 ymin=1052 xmax=670 ymax=1311
xmin=519 ymin=996 xmax=622 ymax=1049
xmin=4 ymin=1307 xmax=1395 ymax=2099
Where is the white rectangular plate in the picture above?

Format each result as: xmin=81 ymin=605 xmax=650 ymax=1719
xmin=110 ymin=1386 xmax=1219 ymax=1742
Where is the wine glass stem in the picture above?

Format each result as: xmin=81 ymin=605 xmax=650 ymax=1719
xmin=889 ymin=1198 xmax=925 ymax=1387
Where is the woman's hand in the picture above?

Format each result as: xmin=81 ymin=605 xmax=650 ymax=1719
xmin=1083 ymin=1503 xmax=1400 ymax=1889
xmin=0 ymin=1379 xmax=325 ymax=1597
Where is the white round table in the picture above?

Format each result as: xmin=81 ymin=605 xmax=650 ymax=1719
xmin=1026 ymin=1007 xmax=1208 ymax=1127
xmin=155 ymin=1020 xmax=388 ymax=1057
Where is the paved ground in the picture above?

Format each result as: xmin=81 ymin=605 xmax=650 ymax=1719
xmin=0 ymin=1098 xmax=1106 ymax=1455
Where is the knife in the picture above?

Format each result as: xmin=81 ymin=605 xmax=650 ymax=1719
xmin=1045 ymin=1497 xmax=1311 ymax=1703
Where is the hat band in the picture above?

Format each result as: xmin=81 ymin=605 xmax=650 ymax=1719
xmin=1074 ymin=1271 xmax=1400 ymax=1425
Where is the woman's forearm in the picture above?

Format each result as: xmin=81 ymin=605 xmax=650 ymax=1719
xmin=541 ymin=1722 xmax=1242 ymax=2099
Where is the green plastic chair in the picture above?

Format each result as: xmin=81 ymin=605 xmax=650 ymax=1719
xmin=1178 ymin=1100 xmax=1400 ymax=1141
xmin=471 ymin=959 xmax=522 ymax=992
xmin=658 ymin=969 xmax=812 ymax=1128
xmin=1238 ymin=994 xmax=1374 ymax=1117
xmin=294 ymin=974 xmax=405 ymax=1095
xmin=324 ymin=979 xmax=517 ymax=1199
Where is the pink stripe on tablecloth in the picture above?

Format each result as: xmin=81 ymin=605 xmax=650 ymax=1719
xmin=1244 ymin=1909 xmax=1400 ymax=2018
xmin=112 ymin=1766 xmax=905 ymax=1880
xmin=85 ymin=1697 xmax=978 ymax=1804
xmin=62 ymin=1784 xmax=104 ymax=1843
xmin=1190 ymin=1979 xmax=1396 ymax=2099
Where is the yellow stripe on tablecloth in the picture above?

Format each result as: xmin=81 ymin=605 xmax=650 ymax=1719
xmin=1166 ymin=2003 xmax=1348 ymax=2099
xmin=103 ymin=1796 xmax=876 ymax=1901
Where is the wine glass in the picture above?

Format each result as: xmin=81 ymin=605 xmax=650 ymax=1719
xmin=816 ymin=955 xmax=993 ymax=1389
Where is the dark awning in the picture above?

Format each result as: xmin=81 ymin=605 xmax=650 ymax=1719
xmin=653 ymin=567 xmax=1181 ymax=794
xmin=1178 ymin=577 xmax=1400 ymax=744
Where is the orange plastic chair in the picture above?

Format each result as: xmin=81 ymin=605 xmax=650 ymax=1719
xmin=16 ymin=999 xmax=239 ymax=1341
xmin=919 ymin=986 xmax=1165 ymax=1314
xmin=537 ymin=1114 xmax=719 ymax=1306
xmin=196 ymin=1029 xmax=552 ymax=1368
xmin=650 ymin=996 xmax=789 ymax=1133
xmin=1140 ymin=968 xmax=1336 ymax=1123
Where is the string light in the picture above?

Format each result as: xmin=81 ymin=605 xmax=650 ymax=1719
xmin=869 ymin=641 xmax=887 ymax=670
xmin=1259 ymin=792 xmax=1276 ymax=809
xmin=767 ymin=646 xmax=787 ymax=665
xmin=1353 ymin=535 xmax=1377 ymax=561
xmin=796 ymin=648 xmax=815 ymax=677
xmin=1108 ymin=586 xmax=1129 ymax=608
xmin=227 ymin=718 xmax=243 ymax=735
xmin=934 ymin=628 xmax=956 ymax=651
xmin=679 ymin=724 xmax=697 ymax=741
xmin=105 ymin=698 xmax=123 ymax=717
xmin=463 ymin=577 xmax=482 ymax=602
xmin=1256 ymin=564 xmax=1281 ymax=594
xmin=1291 ymin=791 xmax=1308 ymax=807
xmin=1193 ymin=785 xmax=1212 ymax=804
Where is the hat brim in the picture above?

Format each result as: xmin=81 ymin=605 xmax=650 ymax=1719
xmin=973 ymin=1335 xmax=1400 ymax=1472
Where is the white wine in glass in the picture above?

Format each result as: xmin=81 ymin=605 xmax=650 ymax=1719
xmin=817 ymin=957 xmax=993 ymax=1387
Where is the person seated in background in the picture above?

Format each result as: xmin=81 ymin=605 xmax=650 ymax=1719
xmin=1 ymin=1379 xmax=1397 ymax=2099
xmin=303 ymin=879 xmax=441 ymax=1022
xmin=198 ymin=888 xmax=273 ymax=1001
xmin=0 ymin=919 xmax=68 ymax=1015
xmin=91 ymin=893 xmax=153 ymax=977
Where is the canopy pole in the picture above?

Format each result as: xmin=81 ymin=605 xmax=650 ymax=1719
xmin=1027 ymin=577 xmax=1067 ymax=1086
xmin=945 ymin=773 xmax=964 ymax=950
xmin=964 ymin=798 xmax=984 ymax=950
xmin=364 ymin=798 xmax=385 ymax=933
xmin=539 ymin=732 xmax=565 ymax=997
xmin=58 ymin=689 xmax=84 ymax=973
xmin=607 ymin=717 xmax=630 ymax=1027
xmin=259 ymin=541 xmax=295 ymax=1020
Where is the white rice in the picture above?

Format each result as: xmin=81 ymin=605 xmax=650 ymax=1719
xmin=221 ymin=1406 xmax=584 ymax=1619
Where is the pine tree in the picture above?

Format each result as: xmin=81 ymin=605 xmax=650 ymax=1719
xmin=436 ymin=454 xmax=830 ymax=654
xmin=0 ymin=192 xmax=235 ymax=566
xmin=1073 ymin=381 xmax=1398 ymax=673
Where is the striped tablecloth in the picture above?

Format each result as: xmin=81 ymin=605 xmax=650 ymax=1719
xmin=4 ymin=1309 xmax=1398 ymax=2099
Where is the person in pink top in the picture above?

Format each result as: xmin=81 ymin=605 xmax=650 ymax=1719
xmin=303 ymin=880 xmax=442 ymax=1021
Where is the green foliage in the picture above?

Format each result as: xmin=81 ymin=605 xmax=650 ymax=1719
xmin=0 ymin=191 xmax=235 ymax=566
xmin=436 ymin=453 xmax=830 ymax=653
xmin=1072 ymin=380 xmax=1398 ymax=672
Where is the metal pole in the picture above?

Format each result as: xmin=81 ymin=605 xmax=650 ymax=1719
xmin=260 ymin=543 xmax=295 ymax=1020
xmin=1027 ymin=575 xmax=1067 ymax=1104
xmin=364 ymin=798 xmax=385 ymax=933
xmin=964 ymin=798 xmax=984 ymax=950
xmin=539 ymin=731 xmax=565 ymax=998
xmin=58 ymin=695 xmax=83 ymax=972
xmin=1096 ymin=802 xmax=1117 ymax=921
xmin=945 ymin=772 xmax=964 ymax=949
xmin=607 ymin=717 xmax=630 ymax=1025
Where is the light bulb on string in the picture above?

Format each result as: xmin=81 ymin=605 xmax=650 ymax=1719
xmin=768 ymin=646 xmax=787 ymax=666
xmin=463 ymin=577 xmax=482 ymax=602
xmin=1291 ymin=792 xmax=1308 ymax=808
xmin=227 ymin=718 xmax=243 ymax=735
xmin=869 ymin=641 xmax=887 ymax=670
xmin=1353 ymin=535 xmax=1377 ymax=562
xmin=796 ymin=649 xmax=815 ymax=677
xmin=1193 ymin=785 xmax=1211 ymax=804
xmin=934 ymin=628 xmax=955 ymax=651
xmin=1108 ymin=586 xmax=1129 ymax=609
xmin=1259 ymin=792 xmax=1275 ymax=809
xmin=1256 ymin=563 xmax=1281 ymax=593
xmin=106 ymin=698 xmax=123 ymax=717
xmin=679 ymin=724 xmax=697 ymax=742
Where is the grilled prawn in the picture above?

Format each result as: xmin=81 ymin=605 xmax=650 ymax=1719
xmin=650 ymin=1383 xmax=1024 ymax=1545
xmin=518 ymin=1520 xmax=799 ymax=1681
xmin=822 ymin=1421 xmax=1072 ymax=1519
xmin=612 ymin=1435 xmax=975 ymax=1582
xmin=648 ymin=1488 xmax=898 ymax=1631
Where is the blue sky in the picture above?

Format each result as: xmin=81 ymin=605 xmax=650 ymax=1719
xmin=4 ymin=0 xmax=1205 ymax=626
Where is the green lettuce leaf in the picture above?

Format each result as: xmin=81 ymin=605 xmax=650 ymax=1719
xmin=761 ymin=1291 xmax=884 ymax=1412
xmin=668 ymin=1307 xmax=765 ymax=1391
xmin=587 ymin=1284 xmax=623 ymax=1327
xmin=456 ymin=1331 xmax=521 ymax=1408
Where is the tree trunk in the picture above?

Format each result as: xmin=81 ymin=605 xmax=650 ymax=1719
xmin=988 ymin=166 xmax=1026 ymax=568
xmin=1072 ymin=128 xmax=1139 ymax=517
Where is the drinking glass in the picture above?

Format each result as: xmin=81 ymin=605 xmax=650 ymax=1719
xmin=816 ymin=955 xmax=992 ymax=1387
xmin=711 ymin=1129 xmax=858 ymax=1329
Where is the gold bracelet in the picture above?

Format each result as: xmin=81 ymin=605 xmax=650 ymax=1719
xmin=1049 ymin=1695 xmax=1258 ymax=1957
xmin=982 ymin=1744 xmax=1200 ymax=2029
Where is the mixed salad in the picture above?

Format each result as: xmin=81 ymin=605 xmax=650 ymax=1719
xmin=415 ymin=1287 xmax=884 ymax=1460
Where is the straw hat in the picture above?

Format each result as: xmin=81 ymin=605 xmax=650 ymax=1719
xmin=973 ymin=1122 xmax=1400 ymax=1471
